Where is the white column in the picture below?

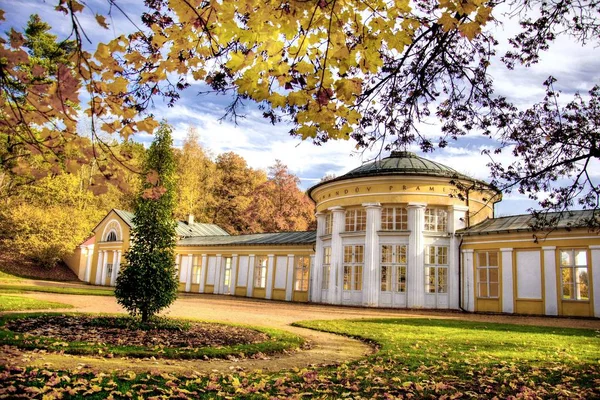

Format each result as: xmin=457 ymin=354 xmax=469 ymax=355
xmin=109 ymin=250 xmax=117 ymax=286
xmin=214 ymin=254 xmax=223 ymax=294
xmin=590 ymin=245 xmax=600 ymax=318
xmin=247 ymin=254 xmax=255 ymax=297
xmin=186 ymin=254 xmax=194 ymax=292
xmin=230 ymin=254 xmax=238 ymax=294
xmin=312 ymin=212 xmax=327 ymax=303
xmin=448 ymin=206 xmax=468 ymax=309
xmin=501 ymin=248 xmax=514 ymax=313
xmin=84 ymin=247 xmax=93 ymax=283
xmin=407 ymin=203 xmax=426 ymax=308
xmin=329 ymin=206 xmax=345 ymax=304
xmin=362 ymin=203 xmax=381 ymax=307
xmin=462 ymin=249 xmax=475 ymax=311
xmin=286 ymin=254 xmax=295 ymax=301
xmin=95 ymin=250 xmax=104 ymax=285
xmin=114 ymin=250 xmax=122 ymax=284
xmin=265 ymin=254 xmax=275 ymax=299
xmin=100 ymin=251 xmax=108 ymax=286
xmin=199 ymin=254 xmax=207 ymax=293
xmin=543 ymin=246 xmax=558 ymax=315
xmin=309 ymin=254 xmax=315 ymax=302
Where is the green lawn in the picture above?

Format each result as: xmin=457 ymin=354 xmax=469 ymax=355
xmin=0 ymin=284 xmax=114 ymax=296
xmin=0 ymin=294 xmax=72 ymax=311
xmin=0 ymin=317 xmax=598 ymax=399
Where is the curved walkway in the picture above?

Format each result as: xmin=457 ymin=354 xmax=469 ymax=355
xmin=2 ymin=290 xmax=599 ymax=374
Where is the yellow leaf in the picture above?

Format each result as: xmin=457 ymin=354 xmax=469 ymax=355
xmin=459 ymin=21 xmax=482 ymax=40
xmin=137 ymin=118 xmax=159 ymax=134
xmin=95 ymin=43 xmax=110 ymax=60
xmin=438 ymin=13 xmax=458 ymax=32
xmin=335 ymin=78 xmax=362 ymax=103
xmin=227 ymin=52 xmax=246 ymax=71
xmin=269 ymin=93 xmax=286 ymax=108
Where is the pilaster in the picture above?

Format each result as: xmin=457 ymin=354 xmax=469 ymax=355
xmin=462 ymin=249 xmax=475 ymax=311
xmin=329 ymin=206 xmax=345 ymax=304
xmin=286 ymin=254 xmax=295 ymax=301
xmin=312 ymin=212 xmax=327 ymax=303
xmin=214 ymin=254 xmax=223 ymax=294
xmin=247 ymin=254 xmax=255 ymax=297
xmin=407 ymin=203 xmax=426 ymax=307
xmin=500 ymin=248 xmax=514 ymax=313
xmin=542 ymin=246 xmax=558 ymax=315
xmin=199 ymin=254 xmax=207 ymax=293
xmin=186 ymin=254 xmax=194 ymax=292
xmin=362 ymin=203 xmax=382 ymax=307
xmin=95 ymin=250 xmax=103 ymax=285
xmin=266 ymin=254 xmax=275 ymax=299
xmin=230 ymin=254 xmax=238 ymax=294
xmin=590 ymin=245 xmax=600 ymax=318
xmin=84 ymin=247 xmax=93 ymax=283
xmin=100 ymin=251 xmax=108 ymax=286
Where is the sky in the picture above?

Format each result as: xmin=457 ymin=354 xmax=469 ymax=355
xmin=3 ymin=1 xmax=599 ymax=217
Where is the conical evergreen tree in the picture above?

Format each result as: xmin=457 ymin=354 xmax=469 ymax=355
xmin=115 ymin=124 xmax=178 ymax=322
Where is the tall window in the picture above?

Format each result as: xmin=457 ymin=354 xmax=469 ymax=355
xmin=254 ymin=257 xmax=268 ymax=288
xmin=381 ymin=207 xmax=408 ymax=230
xmin=380 ymin=245 xmax=408 ymax=292
xmin=294 ymin=256 xmax=310 ymax=291
xmin=322 ymin=247 xmax=331 ymax=290
xmin=424 ymin=208 xmax=448 ymax=232
xmin=106 ymin=263 xmax=113 ymax=277
xmin=192 ymin=257 xmax=202 ymax=284
xmin=345 ymin=209 xmax=366 ymax=232
xmin=560 ymin=250 xmax=589 ymax=301
xmin=425 ymin=246 xmax=448 ymax=293
xmin=223 ymin=257 xmax=232 ymax=287
xmin=477 ymin=251 xmax=499 ymax=298
xmin=325 ymin=213 xmax=333 ymax=235
xmin=343 ymin=245 xmax=364 ymax=291
xmin=106 ymin=231 xmax=117 ymax=242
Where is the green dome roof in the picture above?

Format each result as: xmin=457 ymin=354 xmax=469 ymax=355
xmin=309 ymin=151 xmax=495 ymax=199
xmin=342 ymin=151 xmax=472 ymax=180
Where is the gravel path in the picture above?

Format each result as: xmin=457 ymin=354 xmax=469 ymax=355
xmin=2 ymin=290 xmax=599 ymax=374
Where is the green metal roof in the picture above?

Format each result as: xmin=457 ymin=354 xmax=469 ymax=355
xmin=113 ymin=209 xmax=229 ymax=237
xmin=457 ymin=210 xmax=598 ymax=236
xmin=178 ymin=231 xmax=316 ymax=247
xmin=308 ymin=151 xmax=496 ymax=199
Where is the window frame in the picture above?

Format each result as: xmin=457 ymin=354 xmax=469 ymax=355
xmin=559 ymin=249 xmax=590 ymax=301
xmin=424 ymin=208 xmax=448 ymax=232
xmin=192 ymin=257 xmax=202 ymax=284
xmin=322 ymin=247 xmax=331 ymax=290
xmin=324 ymin=213 xmax=333 ymax=235
xmin=294 ymin=255 xmax=310 ymax=292
xmin=425 ymin=245 xmax=448 ymax=293
xmin=345 ymin=209 xmax=366 ymax=232
xmin=343 ymin=245 xmax=364 ymax=291
xmin=476 ymin=251 xmax=499 ymax=299
xmin=381 ymin=207 xmax=408 ymax=231
xmin=254 ymin=256 xmax=268 ymax=289
xmin=380 ymin=244 xmax=408 ymax=293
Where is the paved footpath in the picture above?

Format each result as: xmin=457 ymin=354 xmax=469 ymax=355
xmin=2 ymin=289 xmax=600 ymax=374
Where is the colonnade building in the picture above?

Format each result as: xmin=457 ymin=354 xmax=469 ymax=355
xmin=66 ymin=151 xmax=600 ymax=318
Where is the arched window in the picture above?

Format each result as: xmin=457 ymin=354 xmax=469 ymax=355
xmin=102 ymin=220 xmax=122 ymax=242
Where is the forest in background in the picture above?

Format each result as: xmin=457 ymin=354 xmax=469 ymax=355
xmin=0 ymin=126 xmax=315 ymax=270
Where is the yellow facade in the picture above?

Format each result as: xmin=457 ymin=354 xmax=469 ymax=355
xmin=462 ymin=229 xmax=596 ymax=317
xmin=68 ymin=150 xmax=599 ymax=319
